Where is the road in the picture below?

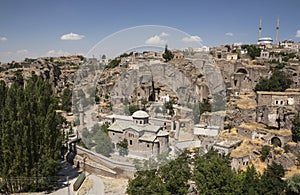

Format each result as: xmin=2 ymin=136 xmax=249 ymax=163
xmin=79 ymin=174 xmax=105 ymax=195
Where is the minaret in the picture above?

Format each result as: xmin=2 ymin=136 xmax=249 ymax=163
xmin=258 ymin=17 xmax=262 ymax=40
xmin=275 ymin=16 xmax=280 ymax=45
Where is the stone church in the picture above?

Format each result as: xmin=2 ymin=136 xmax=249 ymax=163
xmin=107 ymin=110 xmax=169 ymax=158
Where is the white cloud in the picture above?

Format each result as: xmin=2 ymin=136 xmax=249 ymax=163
xmin=46 ymin=49 xmax=70 ymax=57
xmin=225 ymin=32 xmax=234 ymax=36
xmin=182 ymin=35 xmax=202 ymax=42
xmin=145 ymin=35 xmax=167 ymax=45
xmin=296 ymin=30 xmax=300 ymax=38
xmin=0 ymin=51 xmax=12 ymax=56
xmin=160 ymin=32 xmax=169 ymax=37
xmin=0 ymin=36 xmax=7 ymax=41
xmin=60 ymin=32 xmax=85 ymax=40
xmin=17 ymin=49 xmax=28 ymax=54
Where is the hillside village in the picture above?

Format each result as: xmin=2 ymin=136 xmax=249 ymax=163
xmin=1 ymin=39 xmax=300 ymax=193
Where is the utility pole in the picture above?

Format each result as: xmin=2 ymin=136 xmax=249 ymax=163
xmin=67 ymin=176 xmax=70 ymax=195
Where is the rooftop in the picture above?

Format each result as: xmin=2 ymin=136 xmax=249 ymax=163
xmin=257 ymin=91 xmax=300 ymax=95
xmin=108 ymin=120 xmax=162 ymax=134
xmin=132 ymin=110 xmax=149 ymax=118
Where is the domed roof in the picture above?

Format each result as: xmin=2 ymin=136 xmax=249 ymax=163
xmin=258 ymin=37 xmax=273 ymax=41
xmin=257 ymin=37 xmax=273 ymax=45
xmin=132 ymin=110 xmax=149 ymax=118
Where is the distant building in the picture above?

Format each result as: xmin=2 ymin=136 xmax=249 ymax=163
xmin=260 ymin=50 xmax=270 ymax=59
xmin=225 ymin=53 xmax=238 ymax=60
xmin=230 ymin=151 xmax=250 ymax=171
xmin=257 ymin=37 xmax=273 ymax=45
xmin=237 ymin=122 xmax=292 ymax=148
xmin=280 ymin=39 xmax=294 ymax=49
xmin=172 ymin=50 xmax=184 ymax=59
xmin=213 ymin=139 xmax=242 ymax=155
xmin=256 ymin=91 xmax=300 ymax=129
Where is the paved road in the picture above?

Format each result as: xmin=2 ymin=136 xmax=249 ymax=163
xmin=81 ymin=174 xmax=105 ymax=195
xmin=47 ymin=173 xmax=104 ymax=195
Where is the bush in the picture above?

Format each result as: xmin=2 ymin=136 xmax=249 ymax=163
xmin=261 ymin=145 xmax=271 ymax=161
xmin=255 ymin=70 xmax=292 ymax=92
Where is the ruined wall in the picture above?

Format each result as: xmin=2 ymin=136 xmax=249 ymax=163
xmin=256 ymin=91 xmax=300 ymax=128
xmin=231 ymin=155 xmax=250 ymax=172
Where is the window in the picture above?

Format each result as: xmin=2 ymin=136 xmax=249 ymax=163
xmin=113 ymin=133 xmax=115 ymax=135
xmin=147 ymin=144 xmax=149 ymax=148
xmin=130 ymin=140 xmax=133 ymax=145
xmin=129 ymin=133 xmax=134 ymax=138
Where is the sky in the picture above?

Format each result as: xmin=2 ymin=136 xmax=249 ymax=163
xmin=0 ymin=0 xmax=300 ymax=62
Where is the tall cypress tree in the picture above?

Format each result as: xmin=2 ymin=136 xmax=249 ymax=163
xmin=0 ymin=77 xmax=63 ymax=193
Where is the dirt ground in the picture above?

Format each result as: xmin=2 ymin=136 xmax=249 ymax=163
xmin=100 ymin=176 xmax=128 ymax=195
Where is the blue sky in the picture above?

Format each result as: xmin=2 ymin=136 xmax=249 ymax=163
xmin=0 ymin=0 xmax=300 ymax=62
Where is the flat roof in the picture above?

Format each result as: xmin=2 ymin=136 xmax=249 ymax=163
xmin=257 ymin=91 xmax=300 ymax=95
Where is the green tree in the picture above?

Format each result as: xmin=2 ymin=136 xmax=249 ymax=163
xmin=255 ymin=70 xmax=292 ymax=92
xmin=164 ymin=100 xmax=175 ymax=116
xmin=128 ymin=105 xmax=139 ymax=115
xmin=81 ymin=124 xmax=113 ymax=156
xmin=292 ymin=114 xmax=300 ymax=142
xmin=242 ymin=45 xmax=261 ymax=60
xmin=158 ymin=151 xmax=192 ymax=194
xmin=94 ymin=133 xmax=113 ymax=157
xmin=261 ymin=145 xmax=271 ymax=161
xmin=127 ymin=150 xmax=191 ymax=195
xmin=117 ymin=138 xmax=128 ymax=156
xmin=127 ymin=170 xmax=169 ymax=195
xmin=107 ymin=58 xmax=120 ymax=69
xmin=193 ymin=151 xmax=242 ymax=194
xmin=241 ymin=165 xmax=261 ymax=194
xmin=286 ymin=174 xmax=300 ymax=194
xmin=162 ymin=45 xmax=174 ymax=62
xmin=199 ymin=99 xmax=212 ymax=115
xmin=211 ymin=93 xmax=226 ymax=112
xmin=0 ymin=77 xmax=63 ymax=193
xmin=140 ymin=98 xmax=148 ymax=110
xmin=61 ymin=88 xmax=72 ymax=112
xmin=260 ymin=162 xmax=285 ymax=195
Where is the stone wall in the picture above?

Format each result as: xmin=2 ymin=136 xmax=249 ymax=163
xmin=76 ymin=146 xmax=136 ymax=178
xmin=256 ymin=91 xmax=300 ymax=128
xmin=231 ymin=155 xmax=250 ymax=171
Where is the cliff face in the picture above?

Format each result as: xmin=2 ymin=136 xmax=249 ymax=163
xmin=0 ymin=56 xmax=83 ymax=95
xmin=96 ymin=57 xmax=216 ymax=112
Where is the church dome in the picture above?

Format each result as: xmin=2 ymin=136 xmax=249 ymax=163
xmin=132 ymin=110 xmax=149 ymax=118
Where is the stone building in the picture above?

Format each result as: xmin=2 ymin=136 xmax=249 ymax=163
xmin=237 ymin=122 xmax=292 ymax=148
xmin=213 ymin=139 xmax=242 ymax=155
xmin=283 ymin=65 xmax=300 ymax=88
xmin=256 ymin=91 xmax=300 ymax=129
xmin=107 ymin=110 xmax=169 ymax=158
xmin=216 ymin=60 xmax=269 ymax=96
xmin=230 ymin=152 xmax=250 ymax=172
xmin=225 ymin=53 xmax=238 ymax=60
